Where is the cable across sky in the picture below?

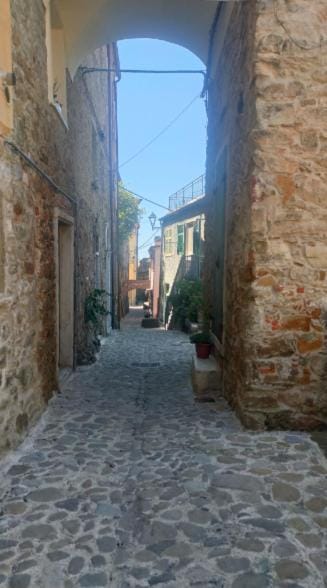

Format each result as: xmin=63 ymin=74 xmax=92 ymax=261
xmin=119 ymin=93 xmax=202 ymax=170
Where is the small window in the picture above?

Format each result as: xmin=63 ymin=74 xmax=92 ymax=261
xmin=177 ymin=225 xmax=185 ymax=255
xmin=45 ymin=0 xmax=67 ymax=122
xmin=164 ymin=228 xmax=173 ymax=255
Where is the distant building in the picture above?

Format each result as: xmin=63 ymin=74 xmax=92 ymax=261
xmin=137 ymin=258 xmax=151 ymax=281
xmin=128 ymin=226 xmax=139 ymax=306
xmin=148 ymin=238 xmax=162 ymax=319
xmin=119 ymin=224 xmax=139 ymax=316
xmin=160 ymin=180 xmax=206 ymax=325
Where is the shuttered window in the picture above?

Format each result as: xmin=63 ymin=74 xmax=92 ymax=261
xmin=164 ymin=228 xmax=173 ymax=255
xmin=177 ymin=224 xmax=185 ymax=255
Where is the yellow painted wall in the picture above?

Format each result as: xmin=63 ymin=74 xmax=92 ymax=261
xmin=162 ymin=213 xmax=205 ymax=296
xmin=128 ymin=227 xmax=138 ymax=305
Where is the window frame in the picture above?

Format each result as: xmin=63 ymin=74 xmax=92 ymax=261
xmin=177 ymin=224 xmax=185 ymax=256
xmin=164 ymin=227 xmax=173 ymax=256
xmin=193 ymin=219 xmax=201 ymax=256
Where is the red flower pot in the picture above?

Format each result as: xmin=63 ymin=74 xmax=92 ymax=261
xmin=195 ymin=342 xmax=211 ymax=359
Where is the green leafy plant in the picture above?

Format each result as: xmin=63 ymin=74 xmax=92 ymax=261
xmin=85 ymin=289 xmax=109 ymax=327
xmin=168 ymin=279 xmax=203 ymax=326
xmin=190 ymin=331 xmax=212 ymax=344
xmin=118 ymin=182 xmax=143 ymax=244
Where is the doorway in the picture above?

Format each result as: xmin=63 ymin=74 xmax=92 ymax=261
xmin=56 ymin=212 xmax=74 ymax=370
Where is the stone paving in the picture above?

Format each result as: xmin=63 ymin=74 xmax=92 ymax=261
xmin=0 ymin=308 xmax=327 ymax=588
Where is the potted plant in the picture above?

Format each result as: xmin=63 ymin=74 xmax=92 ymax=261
xmin=190 ymin=331 xmax=212 ymax=359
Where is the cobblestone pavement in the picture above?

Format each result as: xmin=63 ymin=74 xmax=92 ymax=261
xmin=0 ymin=308 xmax=327 ymax=588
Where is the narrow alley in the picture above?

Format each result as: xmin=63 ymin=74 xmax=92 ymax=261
xmin=0 ymin=309 xmax=326 ymax=588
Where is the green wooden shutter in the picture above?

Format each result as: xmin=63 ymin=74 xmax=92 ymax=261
xmin=177 ymin=225 xmax=185 ymax=255
xmin=193 ymin=220 xmax=200 ymax=255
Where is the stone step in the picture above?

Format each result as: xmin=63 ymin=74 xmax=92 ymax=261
xmin=191 ymin=351 xmax=222 ymax=402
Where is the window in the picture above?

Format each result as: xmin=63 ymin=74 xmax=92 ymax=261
xmin=185 ymin=223 xmax=194 ymax=256
xmin=193 ymin=219 xmax=201 ymax=256
xmin=45 ymin=0 xmax=67 ymax=122
xmin=177 ymin=225 xmax=185 ymax=255
xmin=164 ymin=228 xmax=173 ymax=255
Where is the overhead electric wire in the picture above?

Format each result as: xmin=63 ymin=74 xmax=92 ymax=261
xmin=123 ymin=188 xmax=170 ymax=211
xmin=119 ymin=93 xmax=201 ymax=169
xmin=80 ymin=67 xmax=205 ymax=77
xmin=138 ymin=227 xmax=161 ymax=252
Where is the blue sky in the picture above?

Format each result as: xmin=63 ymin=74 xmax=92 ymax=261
xmin=117 ymin=39 xmax=207 ymax=257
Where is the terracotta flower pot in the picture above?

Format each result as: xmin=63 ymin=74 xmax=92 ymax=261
xmin=195 ymin=342 xmax=211 ymax=359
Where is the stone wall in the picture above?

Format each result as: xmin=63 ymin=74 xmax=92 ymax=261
xmin=205 ymin=0 xmax=327 ymax=429
xmin=69 ymin=49 xmax=114 ymax=364
xmin=204 ymin=0 xmax=257 ymax=417
xmin=249 ymin=0 xmax=327 ymax=428
xmin=0 ymin=0 xmax=118 ymax=452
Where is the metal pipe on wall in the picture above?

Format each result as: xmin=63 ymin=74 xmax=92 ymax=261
xmin=107 ymin=43 xmax=120 ymax=329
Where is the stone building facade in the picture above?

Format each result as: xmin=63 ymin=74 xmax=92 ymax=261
xmin=119 ymin=225 xmax=139 ymax=318
xmin=148 ymin=237 xmax=161 ymax=319
xmin=128 ymin=226 xmax=139 ymax=307
xmin=160 ymin=197 xmax=206 ymax=326
xmin=204 ymin=0 xmax=327 ymax=429
xmin=0 ymin=0 xmax=119 ymax=452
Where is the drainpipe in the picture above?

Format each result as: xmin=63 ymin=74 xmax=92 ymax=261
xmin=107 ymin=43 xmax=120 ymax=329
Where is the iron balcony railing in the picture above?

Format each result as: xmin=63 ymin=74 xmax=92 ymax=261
xmin=183 ymin=255 xmax=204 ymax=280
xmin=170 ymin=254 xmax=204 ymax=296
xmin=168 ymin=174 xmax=205 ymax=211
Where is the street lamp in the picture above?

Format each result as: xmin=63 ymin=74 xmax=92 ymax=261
xmin=149 ymin=212 xmax=160 ymax=230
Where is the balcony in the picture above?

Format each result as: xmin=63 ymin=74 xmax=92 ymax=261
xmin=168 ymin=175 xmax=205 ymax=211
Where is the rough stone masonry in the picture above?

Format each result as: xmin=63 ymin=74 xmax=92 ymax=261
xmin=0 ymin=0 xmax=118 ymax=453
xmin=205 ymin=0 xmax=327 ymax=429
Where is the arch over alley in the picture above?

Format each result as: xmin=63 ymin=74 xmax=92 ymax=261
xmin=57 ymin=0 xmax=327 ymax=431
xmin=0 ymin=0 xmax=327 ymax=458
xmin=58 ymin=0 xmax=216 ymax=73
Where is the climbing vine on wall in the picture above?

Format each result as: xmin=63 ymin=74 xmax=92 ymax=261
xmin=84 ymin=288 xmax=109 ymax=327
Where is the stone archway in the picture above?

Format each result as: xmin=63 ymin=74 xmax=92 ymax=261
xmin=2 ymin=0 xmax=325 ymax=443
xmin=57 ymin=0 xmax=217 ymax=73
xmin=52 ymin=0 xmax=327 ymax=430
